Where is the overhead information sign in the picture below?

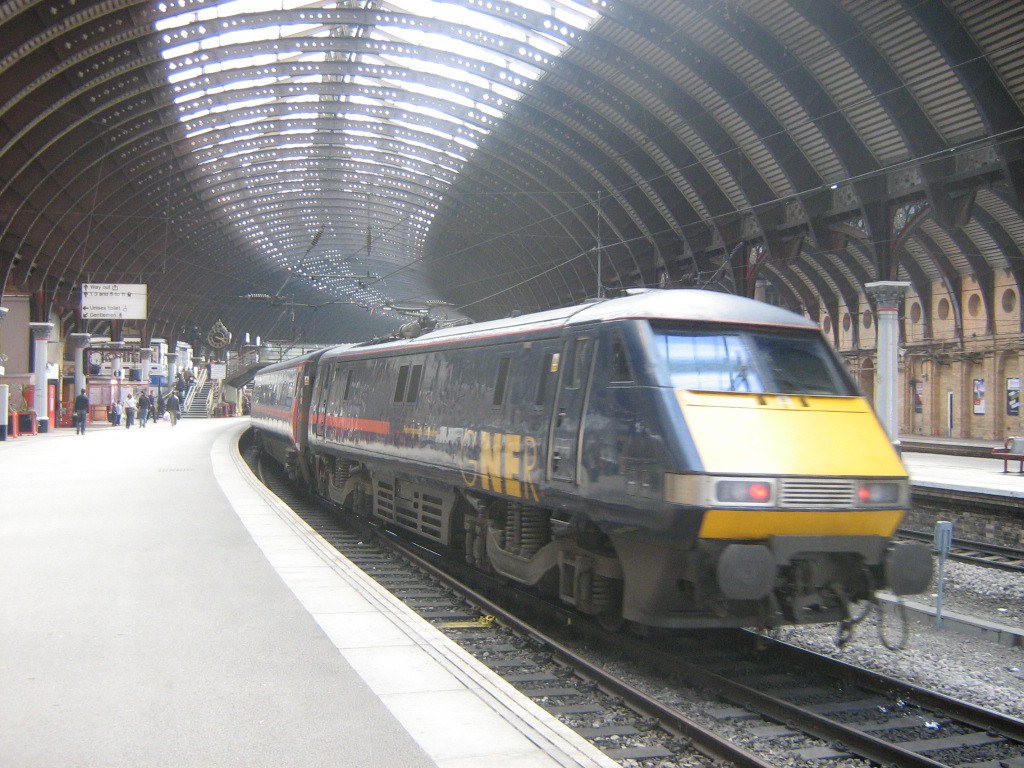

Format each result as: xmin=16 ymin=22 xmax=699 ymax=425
xmin=82 ymin=283 xmax=148 ymax=320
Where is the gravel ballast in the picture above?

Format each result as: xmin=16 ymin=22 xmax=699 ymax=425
xmin=772 ymin=560 xmax=1024 ymax=719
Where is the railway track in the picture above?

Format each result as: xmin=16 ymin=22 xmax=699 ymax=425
xmin=250 ymin=447 xmax=750 ymax=767
xmin=898 ymin=528 xmax=1024 ymax=573
xmin=618 ymin=629 xmax=1024 ymax=767
xmin=247 ymin=440 xmax=1024 ymax=768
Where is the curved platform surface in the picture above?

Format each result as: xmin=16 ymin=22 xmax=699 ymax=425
xmin=0 ymin=418 xmax=615 ymax=768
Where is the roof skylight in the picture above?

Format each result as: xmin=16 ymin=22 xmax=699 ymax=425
xmin=155 ymin=0 xmax=603 ymax=307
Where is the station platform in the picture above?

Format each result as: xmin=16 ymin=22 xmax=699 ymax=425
xmin=900 ymin=435 xmax=1024 ymax=500
xmin=0 ymin=418 xmax=616 ymax=768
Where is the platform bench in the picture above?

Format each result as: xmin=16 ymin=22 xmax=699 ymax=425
xmin=993 ymin=436 xmax=1024 ymax=473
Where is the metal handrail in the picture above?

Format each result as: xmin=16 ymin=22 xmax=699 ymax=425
xmin=182 ymin=367 xmax=207 ymax=413
xmin=205 ymin=378 xmax=221 ymax=416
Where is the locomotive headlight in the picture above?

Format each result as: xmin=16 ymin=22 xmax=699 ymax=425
xmin=855 ymin=480 xmax=905 ymax=507
xmin=713 ymin=478 xmax=775 ymax=506
xmin=664 ymin=474 xmax=776 ymax=507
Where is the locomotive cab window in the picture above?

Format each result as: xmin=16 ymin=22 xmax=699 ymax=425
xmin=653 ymin=328 xmax=854 ymax=396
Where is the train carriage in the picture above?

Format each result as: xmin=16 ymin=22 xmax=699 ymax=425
xmin=252 ymin=289 xmax=931 ymax=630
xmin=249 ymin=349 xmax=326 ymax=480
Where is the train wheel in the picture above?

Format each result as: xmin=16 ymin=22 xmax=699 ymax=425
xmin=595 ymin=604 xmax=625 ymax=632
xmin=591 ymin=571 xmax=625 ymax=632
xmin=316 ymin=458 xmax=331 ymax=497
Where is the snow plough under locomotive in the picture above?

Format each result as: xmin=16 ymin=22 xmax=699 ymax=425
xmin=251 ymin=289 xmax=932 ymax=629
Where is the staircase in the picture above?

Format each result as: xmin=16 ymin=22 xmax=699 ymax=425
xmin=182 ymin=370 xmax=213 ymax=419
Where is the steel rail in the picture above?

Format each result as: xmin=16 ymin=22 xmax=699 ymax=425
xmin=379 ymin=534 xmax=775 ymax=768
xmin=898 ymin=527 xmax=1024 ymax=573
xmin=761 ymin=634 xmax=1024 ymax=743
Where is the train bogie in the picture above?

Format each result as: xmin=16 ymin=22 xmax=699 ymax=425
xmin=251 ymin=289 xmax=932 ymax=631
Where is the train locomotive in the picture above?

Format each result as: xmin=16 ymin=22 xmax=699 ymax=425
xmin=251 ymin=289 xmax=932 ymax=630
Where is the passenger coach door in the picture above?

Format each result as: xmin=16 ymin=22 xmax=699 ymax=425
xmin=312 ymin=365 xmax=332 ymax=439
xmin=548 ymin=335 xmax=595 ymax=483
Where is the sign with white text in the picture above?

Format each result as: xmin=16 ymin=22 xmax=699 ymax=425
xmin=82 ymin=283 xmax=148 ymax=320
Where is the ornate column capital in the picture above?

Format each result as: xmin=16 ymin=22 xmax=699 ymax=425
xmin=28 ymin=321 xmax=55 ymax=341
xmin=865 ymin=280 xmax=911 ymax=308
xmin=68 ymin=332 xmax=91 ymax=349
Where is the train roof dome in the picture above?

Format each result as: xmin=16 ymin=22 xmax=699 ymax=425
xmin=318 ymin=290 xmax=818 ymax=360
xmin=567 ymin=289 xmax=817 ymax=329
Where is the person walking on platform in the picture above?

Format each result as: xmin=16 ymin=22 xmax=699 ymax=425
xmin=137 ymin=391 xmax=151 ymax=428
xmin=156 ymin=393 xmax=165 ymax=422
xmin=123 ymin=391 xmax=137 ymax=428
xmin=74 ymin=389 xmax=89 ymax=435
xmin=166 ymin=391 xmax=180 ymax=426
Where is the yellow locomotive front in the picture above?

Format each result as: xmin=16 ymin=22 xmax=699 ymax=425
xmin=648 ymin=322 xmax=932 ymax=626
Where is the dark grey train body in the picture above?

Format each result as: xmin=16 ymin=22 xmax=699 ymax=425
xmin=252 ymin=290 xmax=931 ymax=630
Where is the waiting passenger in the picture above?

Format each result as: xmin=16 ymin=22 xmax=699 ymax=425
xmin=123 ymin=391 xmax=137 ymax=428
xmin=165 ymin=391 xmax=181 ymax=427
xmin=74 ymin=389 xmax=89 ymax=435
xmin=137 ymin=391 xmax=151 ymax=428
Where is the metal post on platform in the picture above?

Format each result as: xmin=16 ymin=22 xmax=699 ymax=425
xmin=934 ymin=520 xmax=953 ymax=629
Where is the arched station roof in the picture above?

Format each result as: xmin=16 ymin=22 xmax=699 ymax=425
xmin=1 ymin=0 xmax=1022 ymax=349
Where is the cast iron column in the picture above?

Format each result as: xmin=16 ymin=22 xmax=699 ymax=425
xmin=166 ymin=351 xmax=178 ymax=385
xmin=865 ymin=281 xmax=910 ymax=444
xmin=110 ymin=341 xmax=124 ymax=400
xmin=139 ymin=348 xmax=152 ymax=390
xmin=29 ymin=322 xmax=54 ymax=432
xmin=69 ymin=332 xmax=91 ymax=396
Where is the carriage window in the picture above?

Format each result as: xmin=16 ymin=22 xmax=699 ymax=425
xmin=493 ymin=357 xmax=511 ymax=405
xmin=610 ymin=336 xmax=632 ymax=383
xmin=394 ymin=365 xmax=409 ymax=402
xmin=406 ymin=364 xmax=423 ymax=402
xmin=570 ymin=337 xmax=589 ymax=388
xmin=318 ymin=368 xmax=335 ymax=412
xmin=342 ymin=368 xmax=353 ymax=401
xmin=393 ymin=363 xmax=422 ymax=402
xmin=281 ymin=377 xmax=294 ymax=407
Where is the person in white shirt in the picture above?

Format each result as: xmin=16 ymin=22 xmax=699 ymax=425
xmin=123 ymin=391 xmax=137 ymax=428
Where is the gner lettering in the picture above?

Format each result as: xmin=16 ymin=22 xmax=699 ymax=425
xmin=459 ymin=430 xmax=538 ymax=501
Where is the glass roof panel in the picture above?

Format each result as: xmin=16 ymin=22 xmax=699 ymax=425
xmin=155 ymin=0 xmax=604 ymax=312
